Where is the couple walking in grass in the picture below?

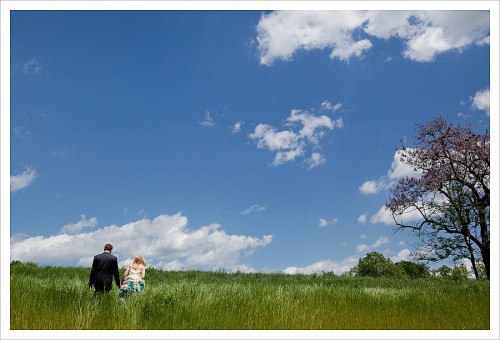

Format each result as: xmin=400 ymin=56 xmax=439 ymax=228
xmin=88 ymin=243 xmax=147 ymax=298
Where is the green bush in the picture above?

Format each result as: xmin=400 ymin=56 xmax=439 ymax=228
xmin=354 ymin=252 xmax=405 ymax=278
xmin=395 ymin=261 xmax=430 ymax=278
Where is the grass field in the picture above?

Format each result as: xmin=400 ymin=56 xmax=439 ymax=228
xmin=9 ymin=261 xmax=490 ymax=330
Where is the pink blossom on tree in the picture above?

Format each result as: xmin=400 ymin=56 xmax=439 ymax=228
xmin=386 ymin=116 xmax=490 ymax=279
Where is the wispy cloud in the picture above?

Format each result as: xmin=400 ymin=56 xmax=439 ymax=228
xmin=13 ymin=126 xmax=32 ymax=139
xmin=256 ymin=11 xmax=489 ymax=66
xmin=355 ymin=236 xmax=390 ymax=253
xmin=60 ymin=215 xmax=97 ymax=234
xmin=240 ymin=204 xmax=266 ymax=215
xmin=358 ymin=214 xmax=367 ymax=224
xmin=199 ymin=111 xmax=216 ymax=127
xmin=320 ymin=100 xmax=342 ymax=113
xmin=306 ymin=152 xmax=326 ymax=170
xmin=249 ymin=103 xmax=343 ymax=169
xmin=318 ymin=217 xmax=337 ymax=228
xmin=23 ymin=57 xmax=42 ymax=74
xmin=10 ymin=167 xmax=38 ymax=193
xmin=232 ymin=121 xmax=244 ymax=134
xmin=52 ymin=146 xmax=68 ymax=158
xmin=10 ymin=213 xmax=273 ymax=271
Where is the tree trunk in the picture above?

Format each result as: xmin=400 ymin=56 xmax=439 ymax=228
xmin=468 ymin=244 xmax=479 ymax=279
xmin=481 ymin=246 xmax=490 ymax=280
xmin=480 ymin=209 xmax=490 ymax=280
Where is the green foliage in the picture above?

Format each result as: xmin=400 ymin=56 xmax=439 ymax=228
xmin=395 ymin=261 xmax=430 ymax=278
xmin=10 ymin=261 xmax=490 ymax=330
xmin=432 ymin=264 xmax=470 ymax=282
xmin=434 ymin=265 xmax=453 ymax=277
xmin=474 ymin=261 xmax=488 ymax=281
xmin=354 ymin=252 xmax=405 ymax=278
xmin=450 ymin=264 xmax=470 ymax=281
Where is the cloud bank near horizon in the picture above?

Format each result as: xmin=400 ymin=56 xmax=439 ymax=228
xmin=10 ymin=210 xmax=409 ymax=275
xmin=10 ymin=213 xmax=273 ymax=272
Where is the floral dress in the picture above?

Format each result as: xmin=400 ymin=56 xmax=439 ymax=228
xmin=119 ymin=266 xmax=145 ymax=297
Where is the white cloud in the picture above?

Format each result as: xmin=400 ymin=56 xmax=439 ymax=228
xmin=360 ymin=234 xmax=367 ymax=239
xmin=390 ymin=248 xmax=412 ymax=263
xmin=10 ymin=213 xmax=273 ymax=271
xmin=358 ymin=214 xmax=367 ymax=224
xmin=355 ymin=243 xmax=369 ymax=253
xmin=60 ymin=215 xmax=97 ymax=234
xmin=240 ymin=204 xmax=266 ymax=215
xmin=318 ymin=217 xmax=337 ymax=228
xmin=232 ymin=121 xmax=244 ymax=133
xmin=360 ymin=149 xmax=427 ymax=226
xmin=387 ymin=149 xmax=422 ymax=180
xmin=329 ymin=38 xmax=372 ymax=61
xmin=370 ymin=205 xmax=422 ymax=225
xmin=282 ymin=257 xmax=358 ymax=275
xmin=231 ymin=264 xmax=258 ymax=274
xmin=402 ymin=26 xmax=450 ymax=62
xmin=249 ymin=124 xmax=301 ymax=152
xmin=286 ymin=109 xmax=336 ymax=144
xmin=370 ymin=205 xmax=395 ymax=225
xmin=360 ymin=149 xmax=421 ymax=195
xmin=273 ymin=147 xmax=305 ymax=166
xmin=471 ymin=88 xmax=490 ymax=116
xmin=199 ymin=111 xmax=216 ymax=127
xmin=318 ymin=218 xmax=328 ymax=227
xmin=256 ymin=11 xmax=372 ymax=66
xmin=256 ymin=11 xmax=489 ymax=65
xmin=249 ymin=104 xmax=342 ymax=169
xmin=10 ymin=167 xmax=38 ymax=193
xmin=359 ymin=180 xmax=384 ymax=195
xmin=355 ymin=236 xmax=390 ymax=253
xmin=373 ymin=236 xmax=390 ymax=248
xmin=400 ymin=11 xmax=490 ymax=62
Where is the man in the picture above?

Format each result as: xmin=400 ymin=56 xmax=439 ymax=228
xmin=88 ymin=243 xmax=120 ymax=294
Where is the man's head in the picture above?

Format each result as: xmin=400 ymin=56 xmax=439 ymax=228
xmin=104 ymin=243 xmax=113 ymax=252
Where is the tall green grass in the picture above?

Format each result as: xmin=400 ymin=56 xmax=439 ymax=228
xmin=10 ymin=261 xmax=490 ymax=330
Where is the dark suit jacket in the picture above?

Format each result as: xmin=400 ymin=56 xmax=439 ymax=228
xmin=88 ymin=251 xmax=120 ymax=291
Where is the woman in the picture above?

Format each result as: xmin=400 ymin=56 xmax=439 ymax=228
xmin=119 ymin=255 xmax=147 ymax=298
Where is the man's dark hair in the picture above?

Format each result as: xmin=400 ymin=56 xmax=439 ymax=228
xmin=104 ymin=244 xmax=113 ymax=251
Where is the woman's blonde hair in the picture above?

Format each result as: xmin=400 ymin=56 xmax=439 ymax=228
xmin=132 ymin=255 xmax=147 ymax=267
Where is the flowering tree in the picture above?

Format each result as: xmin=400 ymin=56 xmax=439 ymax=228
xmin=386 ymin=117 xmax=490 ymax=279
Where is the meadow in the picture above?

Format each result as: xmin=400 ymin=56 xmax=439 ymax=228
xmin=10 ymin=261 xmax=490 ymax=330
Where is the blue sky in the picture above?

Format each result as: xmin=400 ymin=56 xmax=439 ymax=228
xmin=3 ymin=2 xmax=497 ymax=279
